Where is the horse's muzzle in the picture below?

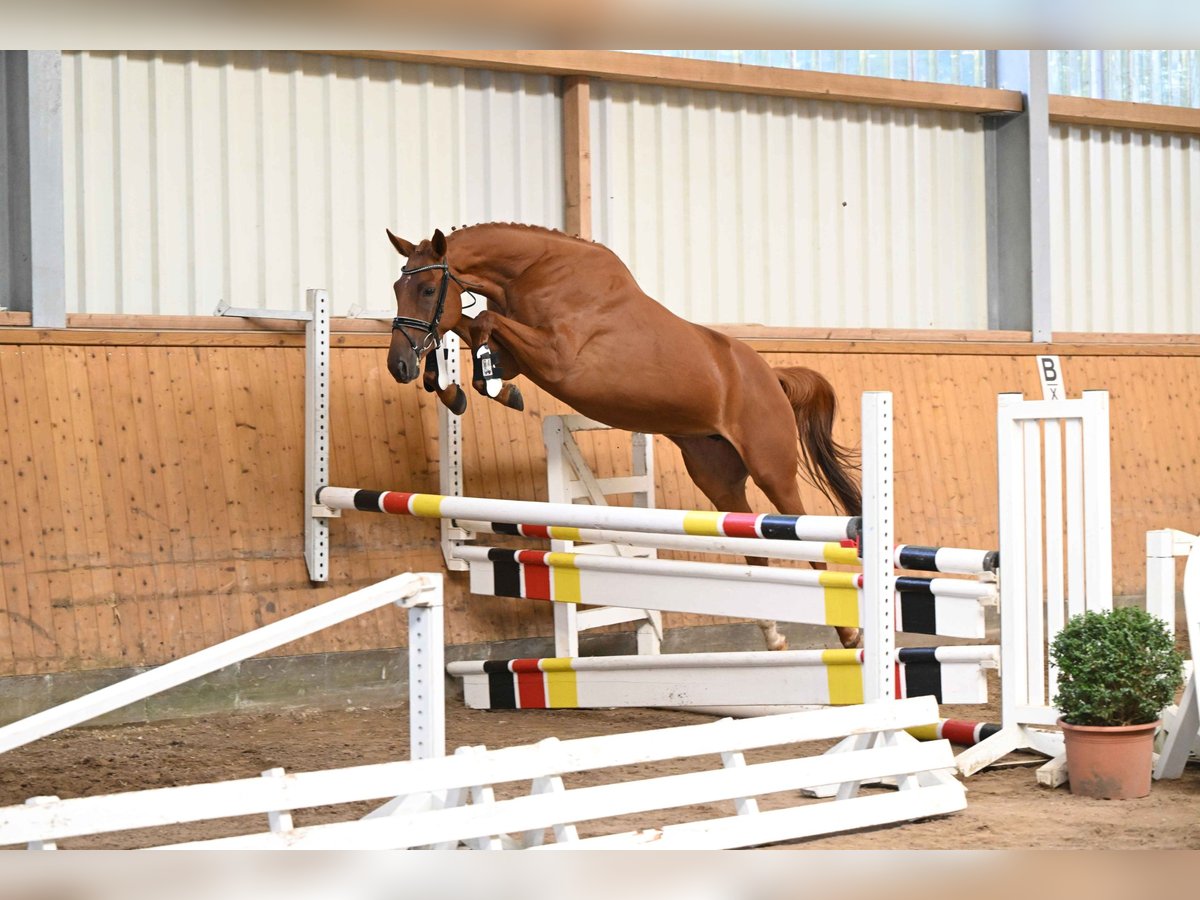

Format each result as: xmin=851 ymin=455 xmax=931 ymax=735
xmin=386 ymin=350 xmax=418 ymax=384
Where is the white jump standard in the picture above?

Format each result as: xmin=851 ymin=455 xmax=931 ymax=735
xmin=319 ymin=392 xmax=901 ymax=705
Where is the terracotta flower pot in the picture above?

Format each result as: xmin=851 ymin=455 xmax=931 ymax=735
xmin=1058 ymin=718 xmax=1160 ymax=799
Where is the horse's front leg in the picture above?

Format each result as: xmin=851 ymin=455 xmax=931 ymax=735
xmin=461 ymin=313 xmax=541 ymax=413
xmin=421 ymin=351 xmax=468 ymax=415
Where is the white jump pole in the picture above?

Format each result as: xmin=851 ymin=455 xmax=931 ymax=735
xmin=317 ymin=488 xmax=861 ymax=544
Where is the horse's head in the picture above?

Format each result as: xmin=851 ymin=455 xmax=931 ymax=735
xmin=385 ymin=228 xmax=470 ymax=384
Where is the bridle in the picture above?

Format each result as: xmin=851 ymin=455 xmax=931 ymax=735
xmin=391 ymin=261 xmax=482 ymax=355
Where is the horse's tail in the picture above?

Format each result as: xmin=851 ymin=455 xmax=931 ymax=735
xmin=773 ymin=366 xmax=862 ymax=516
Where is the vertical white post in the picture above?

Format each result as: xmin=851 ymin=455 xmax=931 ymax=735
xmin=1146 ymin=530 xmax=1180 ymax=634
xmin=1155 ymin=539 xmax=1200 ymax=780
xmin=1021 ymin=416 xmax=1045 ymax=707
xmin=998 ymin=393 xmax=1030 ymax=722
xmin=630 ymin=430 xmax=662 ymax=655
xmin=1042 ymin=420 xmax=1065 ymax=685
xmin=405 ymin=574 xmax=445 ymax=761
xmin=263 ymin=768 xmax=295 ymax=834
xmin=438 ymin=332 xmax=468 ymax=572
xmin=1081 ymin=390 xmax=1112 ymax=609
xmin=304 ymin=289 xmax=332 ymax=582
xmin=544 ymin=417 xmax=580 ymax=657
xmin=860 ymin=392 xmax=894 ymax=703
xmin=631 ymin=431 xmax=654 ymax=510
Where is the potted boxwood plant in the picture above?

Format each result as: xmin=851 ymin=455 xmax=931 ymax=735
xmin=1050 ymin=606 xmax=1185 ymax=799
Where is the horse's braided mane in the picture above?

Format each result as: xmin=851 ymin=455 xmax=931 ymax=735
xmin=452 ymin=221 xmax=598 ymax=245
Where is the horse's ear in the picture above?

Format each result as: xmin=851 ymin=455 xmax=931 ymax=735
xmin=386 ymin=229 xmax=416 ymax=258
xmin=431 ymin=229 xmax=447 ymax=259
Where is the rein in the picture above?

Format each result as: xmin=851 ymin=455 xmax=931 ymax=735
xmin=391 ymin=261 xmax=482 ymax=354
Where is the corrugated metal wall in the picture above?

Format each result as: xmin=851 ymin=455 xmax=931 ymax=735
xmin=591 ymin=81 xmax=989 ymax=328
xmin=59 ymin=52 xmax=1200 ymax=333
xmin=1051 ymin=123 xmax=1199 ymax=333
xmin=60 ymin=51 xmax=563 ymax=315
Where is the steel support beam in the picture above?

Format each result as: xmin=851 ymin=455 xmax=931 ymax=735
xmin=984 ymin=51 xmax=1051 ymax=341
xmin=2 ymin=51 xmax=65 ymax=328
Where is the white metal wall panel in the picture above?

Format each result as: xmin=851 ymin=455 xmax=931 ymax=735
xmin=592 ymin=81 xmax=988 ymax=328
xmin=1050 ymin=123 xmax=1199 ymax=333
xmin=60 ymin=51 xmax=563 ymax=315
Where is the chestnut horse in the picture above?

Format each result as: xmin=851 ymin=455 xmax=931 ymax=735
xmin=385 ymin=223 xmax=862 ymax=650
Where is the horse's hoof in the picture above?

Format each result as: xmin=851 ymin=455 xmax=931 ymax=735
xmin=448 ymin=386 xmax=467 ymax=416
xmin=504 ymin=385 xmax=524 ymax=412
xmin=838 ymin=628 xmax=863 ymax=649
xmin=767 ymin=636 xmax=789 ymax=651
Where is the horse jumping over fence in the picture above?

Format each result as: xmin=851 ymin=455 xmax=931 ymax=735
xmin=385 ymin=223 xmax=861 ymax=650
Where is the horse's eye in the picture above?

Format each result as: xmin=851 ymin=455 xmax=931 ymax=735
xmin=422 ymin=286 xmax=436 ymax=297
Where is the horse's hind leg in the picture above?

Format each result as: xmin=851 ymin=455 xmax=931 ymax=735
xmin=669 ymin=435 xmax=788 ymax=652
xmin=727 ymin=422 xmax=863 ymax=650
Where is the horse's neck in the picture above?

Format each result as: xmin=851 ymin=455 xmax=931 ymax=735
xmin=449 ymin=228 xmax=548 ymax=293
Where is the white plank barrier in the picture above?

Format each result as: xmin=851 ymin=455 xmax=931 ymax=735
xmin=448 ymin=646 xmax=997 ymax=710
xmin=0 ymin=574 xmax=446 ymax=761
xmin=1154 ymin=535 xmax=1200 ymax=780
xmin=0 ymin=696 xmax=963 ymax=850
xmin=1146 ymin=528 xmax=1196 ymax=635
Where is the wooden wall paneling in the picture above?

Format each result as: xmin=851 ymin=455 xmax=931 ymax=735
xmin=904 ymin=351 xmax=951 ymax=549
xmin=255 ymin=348 xmax=312 ymax=648
xmin=1142 ymin=356 xmax=1195 ymax=523
xmin=204 ymin=346 xmax=255 ymax=648
xmin=62 ymin=347 xmax=123 ymax=666
xmin=0 ymin=352 xmax=22 ymax=673
xmin=120 ymin=347 xmax=175 ymax=664
xmin=327 ymin=349 xmax=392 ymax=652
xmin=274 ymin=344 xmax=330 ymax=656
xmin=23 ymin=347 xmax=84 ymax=669
xmin=224 ymin=347 xmax=282 ymax=642
xmin=39 ymin=346 xmax=100 ymax=668
xmin=163 ymin=347 xmax=225 ymax=657
xmin=142 ymin=348 xmax=199 ymax=657
xmin=151 ymin=347 xmax=205 ymax=658
xmin=369 ymin=351 xmax=419 ymax=492
xmin=82 ymin=347 xmax=144 ymax=665
xmin=259 ymin=349 xmax=310 ymax=641
xmin=2 ymin=334 xmax=1199 ymax=672
xmin=336 ymin=349 xmax=398 ymax=653
xmin=492 ymin=396 xmax=527 ymax=505
xmin=185 ymin=348 xmax=241 ymax=648
xmin=0 ymin=348 xmax=46 ymax=672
